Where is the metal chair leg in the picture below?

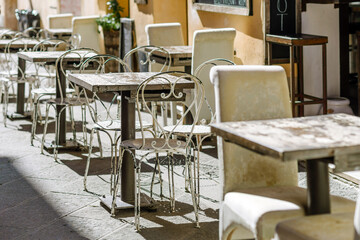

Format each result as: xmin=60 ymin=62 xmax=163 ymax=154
xmin=41 ymin=103 xmax=51 ymax=154
xmin=84 ymin=128 xmax=95 ymax=191
xmin=30 ymin=100 xmax=39 ymax=145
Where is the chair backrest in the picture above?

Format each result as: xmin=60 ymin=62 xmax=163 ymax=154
xmin=72 ymin=16 xmax=104 ymax=53
xmin=79 ymin=54 xmax=129 ymax=124
xmin=355 ymin=194 xmax=360 ymax=238
xmin=55 ymin=48 xmax=99 ymax=101
xmin=192 ymin=28 xmax=236 ymax=123
xmin=145 ymin=23 xmax=184 ymax=72
xmin=193 ymin=58 xmax=235 ymax=124
xmin=136 ymin=71 xmax=204 ymax=150
xmin=48 ymin=13 xmax=73 ymax=29
xmin=145 ymin=22 xmax=184 ymax=46
xmin=123 ymin=45 xmax=171 ymax=72
xmin=3 ymin=37 xmax=35 ymax=77
xmin=210 ymin=65 xmax=298 ymax=198
xmin=33 ymin=38 xmax=72 ymax=52
xmin=68 ymin=33 xmax=81 ymax=49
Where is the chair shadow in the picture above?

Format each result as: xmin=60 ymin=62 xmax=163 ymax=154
xmin=112 ymin=199 xmax=218 ymax=240
xmin=60 ymin=154 xmax=156 ymax=177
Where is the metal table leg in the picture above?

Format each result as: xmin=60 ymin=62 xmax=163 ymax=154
xmin=100 ymin=91 xmax=155 ymax=210
xmin=306 ymin=158 xmax=331 ymax=215
xmin=7 ymin=57 xmax=31 ymax=120
xmin=120 ymin=91 xmax=135 ymax=203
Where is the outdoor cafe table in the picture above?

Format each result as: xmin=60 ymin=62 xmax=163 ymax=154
xmin=16 ymin=51 xmax=97 ymax=149
xmin=46 ymin=28 xmax=72 ymax=39
xmin=67 ymin=72 xmax=194 ymax=209
xmin=211 ymin=113 xmax=360 ymax=215
xmin=146 ymin=46 xmax=192 ymax=73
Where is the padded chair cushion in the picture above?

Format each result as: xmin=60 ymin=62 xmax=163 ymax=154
xmin=46 ymin=97 xmax=89 ymax=106
xmin=274 ymin=212 xmax=354 ymax=240
xmin=93 ymin=120 xmax=152 ymax=131
xmin=31 ymin=87 xmax=75 ymax=96
xmin=163 ymin=125 xmax=211 ymax=135
xmin=222 ymin=186 xmax=356 ymax=240
xmin=121 ymin=138 xmax=186 ymax=150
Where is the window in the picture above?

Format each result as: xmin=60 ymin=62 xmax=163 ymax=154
xmin=193 ymin=0 xmax=252 ymax=16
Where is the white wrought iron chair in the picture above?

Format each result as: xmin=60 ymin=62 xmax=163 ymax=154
xmin=41 ymin=48 xmax=99 ymax=161
xmin=113 ymin=71 xmax=204 ymax=231
xmin=145 ymin=22 xmax=185 ymax=125
xmin=80 ymin=54 xmax=131 ymax=192
xmin=122 ymin=45 xmax=173 ymax=198
xmin=0 ymin=37 xmax=38 ymax=126
xmin=30 ymin=38 xmax=74 ymax=145
xmin=211 ymin=65 xmax=356 ymax=240
xmin=83 ymin=46 xmax=171 ymax=192
xmin=163 ymin=58 xmax=235 ymax=207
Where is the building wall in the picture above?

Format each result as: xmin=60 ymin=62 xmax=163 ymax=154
xmin=302 ymin=4 xmax=340 ymax=115
xmin=129 ymin=0 xmax=187 ymax=46
xmin=187 ymin=0 xmax=265 ymax=65
xmin=60 ymin=0 xmax=81 ymax=16
xmin=1 ymin=0 xmax=17 ymax=30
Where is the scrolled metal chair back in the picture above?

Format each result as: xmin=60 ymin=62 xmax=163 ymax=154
xmin=123 ymin=45 xmax=171 ymax=72
xmin=69 ymin=33 xmax=81 ymax=49
xmin=22 ymin=27 xmax=41 ymax=39
xmin=55 ymin=47 xmax=99 ymax=102
xmin=136 ymin=71 xmax=204 ymax=151
xmin=193 ymin=58 xmax=236 ymax=125
xmin=3 ymin=37 xmax=33 ymax=79
xmin=33 ymin=38 xmax=72 ymax=52
xmin=0 ymin=31 xmax=17 ymax=39
xmin=79 ymin=54 xmax=131 ymax=124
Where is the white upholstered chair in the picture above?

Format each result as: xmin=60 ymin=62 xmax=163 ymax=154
xmin=145 ymin=22 xmax=184 ymax=73
xmin=210 ymin=65 xmax=356 ymax=240
xmin=48 ymin=13 xmax=73 ymax=29
xmin=273 ymin=189 xmax=360 ymax=240
xmin=72 ymin=16 xmax=104 ymax=53
xmin=191 ymin=28 xmax=236 ymax=123
xmin=145 ymin=22 xmax=184 ymax=46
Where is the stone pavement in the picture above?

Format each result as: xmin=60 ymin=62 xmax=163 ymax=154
xmin=0 ymin=100 xmax=359 ymax=240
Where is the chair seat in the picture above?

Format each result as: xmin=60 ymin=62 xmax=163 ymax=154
xmin=46 ymin=97 xmax=90 ymax=106
xmin=0 ymin=71 xmax=37 ymax=82
xmin=163 ymin=125 xmax=211 ymax=135
xmin=0 ymin=77 xmax=9 ymax=83
xmin=274 ymin=212 xmax=354 ymax=240
xmin=31 ymin=87 xmax=75 ymax=96
xmin=92 ymin=120 xmax=152 ymax=131
xmin=222 ymin=186 xmax=356 ymax=240
xmin=121 ymin=138 xmax=187 ymax=150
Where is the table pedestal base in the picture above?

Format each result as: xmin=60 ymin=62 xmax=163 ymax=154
xmin=42 ymin=140 xmax=84 ymax=152
xmin=7 ymin=111 xmax=32 ymax=120
xmin=100 ymin=194 xmax=156 ymax=211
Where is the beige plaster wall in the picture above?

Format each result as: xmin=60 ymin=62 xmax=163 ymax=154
xmin=81 ymin=0 xmax=105 ymax=16
xmin=302 ymin=4 xmax=340 ymax=115
xmin=129 ymin=0 xmax=187 ymax=46
xmin=187 ymin=0 xmax=265 ymax=65
xmin=1 ymin=0 xmax=17 ymax=30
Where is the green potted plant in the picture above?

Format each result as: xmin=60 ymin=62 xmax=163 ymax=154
xmin=96 ymin=0 xmax=124 ymax=57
